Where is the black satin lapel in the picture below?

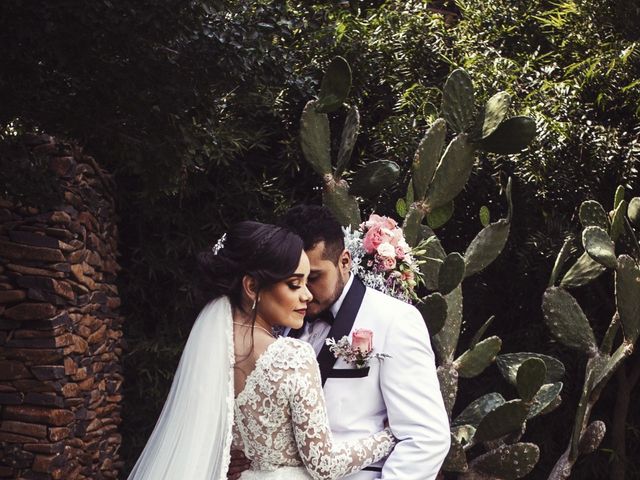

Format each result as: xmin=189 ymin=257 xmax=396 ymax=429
xmin=317 ymin=277 xmax=366 ymax=386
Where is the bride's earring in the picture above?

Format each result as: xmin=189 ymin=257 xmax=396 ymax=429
xmin=252 ymin=298 xmax=257 ymax=311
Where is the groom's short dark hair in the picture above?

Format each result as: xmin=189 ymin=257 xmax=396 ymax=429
xmin=279 ymin=205 xmax=345 ymax=263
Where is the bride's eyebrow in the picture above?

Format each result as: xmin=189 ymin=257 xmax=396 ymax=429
xmin=288 ymin=273 xmax=305 ymax=279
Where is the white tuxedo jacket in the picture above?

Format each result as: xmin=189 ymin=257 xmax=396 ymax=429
xmin=289 ymin=276 xmax=450 ymax=480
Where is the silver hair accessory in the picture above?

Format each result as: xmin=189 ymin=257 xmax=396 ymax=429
xmin=212 ymin=233 xmax=227 ymax=255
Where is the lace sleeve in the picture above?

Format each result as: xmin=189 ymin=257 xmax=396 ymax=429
xmin=288 ymin=341 xmax=395 ymax=480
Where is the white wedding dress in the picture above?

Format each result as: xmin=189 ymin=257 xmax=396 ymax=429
xmin=128 ymin=297 xmax=394 ymax=480
xmin=234 ymin=337 xmax=395 ymax=480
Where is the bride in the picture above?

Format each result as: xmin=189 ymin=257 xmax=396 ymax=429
xmin=127 ymin=221 xmax=396 ymax=480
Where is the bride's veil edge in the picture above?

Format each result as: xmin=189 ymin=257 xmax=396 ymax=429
xmin=127 ymin=296 xmax=236 ymax=480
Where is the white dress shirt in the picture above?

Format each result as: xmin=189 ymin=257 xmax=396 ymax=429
xmin=299 ymin=274 xmax=354 ymax=354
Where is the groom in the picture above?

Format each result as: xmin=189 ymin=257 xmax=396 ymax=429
xmin=230 ymin=205 xmax=450 ymax=480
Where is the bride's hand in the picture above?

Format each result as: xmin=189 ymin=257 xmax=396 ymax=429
xmin=228 ymin=449 xmax=250 ymax=480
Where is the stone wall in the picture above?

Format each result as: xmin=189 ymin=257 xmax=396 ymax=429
xmin=0 ymin=135 xmax=124 ymax=479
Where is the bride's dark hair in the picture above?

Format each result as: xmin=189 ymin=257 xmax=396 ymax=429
xmin=197 ymin=221 xmax=304 ymax=309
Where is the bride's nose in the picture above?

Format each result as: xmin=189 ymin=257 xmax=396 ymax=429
xmin=301 ymin=285 xmax=313 ymax=303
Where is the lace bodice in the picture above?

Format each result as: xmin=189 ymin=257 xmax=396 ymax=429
xmin=233 ymin=337 xmax=395 ymax=480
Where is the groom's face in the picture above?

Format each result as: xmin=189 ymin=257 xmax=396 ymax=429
xmin=304 ymin=241 xmax=351 ymax=318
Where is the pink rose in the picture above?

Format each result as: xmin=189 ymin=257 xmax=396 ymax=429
xmin=376 ymin=242 xmax=395 ymax=258
xmin=363 ymin=224 xmax=391 ymax=254
xmin=363 ymin=214 xmax=385 ymax=229
xmin=364 ymin=214 xmax=397 ymax=231
xmin=352 ymin=329 xmax=373 ymax=353
xmin=385 ymin=227 xmax=403 ymax=248
xmin=395 ymin=245 xmax=406 ymax=260
xmin=379 ymin=255 xmax=396 ymax=271
xmin=382 ymin=217 xmax=398 ymax=230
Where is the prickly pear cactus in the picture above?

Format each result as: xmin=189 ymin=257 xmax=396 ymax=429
xmin=299 ymin=56 xmax=400 ymax=227
xmin=545 ymin=187 xmax=640 ymax=479
xmin=299 ymin=61 xmax=558 ymax=479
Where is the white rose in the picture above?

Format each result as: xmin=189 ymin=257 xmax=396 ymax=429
xmin=398 ymin=239 xmax=411 ymax=253
xmin=376 ymin=242 xmax=395 ymax=257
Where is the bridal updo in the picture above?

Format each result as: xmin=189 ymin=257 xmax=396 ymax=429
xmin=197 ymin=221 xmax=304 ymax=309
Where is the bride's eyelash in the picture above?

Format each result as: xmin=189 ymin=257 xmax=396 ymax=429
xmin=287 ymin=283 xmax=301 ymax=290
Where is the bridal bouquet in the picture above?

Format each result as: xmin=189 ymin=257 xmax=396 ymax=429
xmin=344 ymin=214 xmax=425 ymax=303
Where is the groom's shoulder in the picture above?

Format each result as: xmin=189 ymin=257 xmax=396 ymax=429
xmin=362 ymin=286 xmax=420 ymax=319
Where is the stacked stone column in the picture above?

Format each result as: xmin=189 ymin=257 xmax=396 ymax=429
xmin=0 ymin=135 xmax=124 ymax=479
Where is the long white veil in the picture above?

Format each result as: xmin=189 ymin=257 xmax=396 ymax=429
xmin=128 ymin=297 xmax=235 ymax=480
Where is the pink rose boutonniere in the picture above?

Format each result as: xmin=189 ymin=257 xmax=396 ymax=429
xmin=326 ymin=329 xmax=390 ymax=368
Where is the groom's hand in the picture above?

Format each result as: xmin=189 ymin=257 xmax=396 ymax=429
xmin=228 ymin=449 xmax=250 ymax=480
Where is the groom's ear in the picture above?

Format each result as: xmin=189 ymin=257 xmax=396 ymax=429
xmin=241 ymin=275 xmax=259 ymax=302
xmin=338 ymin=248 xmax=351 ymax=273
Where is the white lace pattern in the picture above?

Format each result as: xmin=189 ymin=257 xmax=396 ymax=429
xmin=234 ymin=337 xmax=395 ymax=480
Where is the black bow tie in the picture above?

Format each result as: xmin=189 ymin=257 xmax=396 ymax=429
xmin=310 ymin=309 xmax=335 ymax=325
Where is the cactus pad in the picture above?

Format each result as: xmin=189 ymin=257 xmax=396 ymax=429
xmin=548 ymin=237 xmax=573 ymax=287
xmin=402 ymin=204 xmax=424 ymax=247
xmin=452 ymin=392 xmax=506 ymax=428
xmin=421 ymin=235 xmax=446 ymax=290
xmin=481 ymin=91 xmax=512 ymax=139
xmin=527 ymin=382 xmax=563 ymax=419
xmin=438 ymin=252 xmax=466 ymax=295
xmin=433 ymin=285 xmax=463 ymax=362
xmin=480 ymin=116 xmax=537 ymax=154
xmin=316 ymin=56 xmax=351 ymax=113
xmin=472 ymin=442 xmax=540 ymax=480
xmin=412 ymin=118 xmax=447 ymax=199
xmin=614 ymin=185 xmax=625 ymax=208
xmin=560 ymin=251 xmax=606 ymax=288
xmin=578 ymin=420 xmax=606 ymax=455
xmin=418 ymin=292 xmax=448 ymax=335
xmin=610 ymin=199 xmax=627 ymax=242
xmin=474 ymin=400 xmax=529 ymax=443
xmin=335 ymin=105 xmax=360 ymax=176
xmin=496 ymin=352 xmax=565 ymax=386
xmin=300 ymin=100 xmax=331 ymax=175
xmin=348 ymin=160 xmax=400 ymax=197
xmin=582 ymin=226 xmax=616 ymax=269
xmin=322 ymin=181 xmax=361 ymax=228
xmin=442 ymin=68 xmax=475 ymax=133
xmin=479 ymin=205 xmax=490 ymax=227
xmin=454 ymin=336 xmax=502 ymax=378
xmin=615 ymin=255 xmax=640 ymax=343
xmin=464 ymin=219 xmax=510 ymax=277
xmin=516 ymin=358 xmax=547 ymax=401
xmin=628 ymin=197 xmax=640 ymax=225
xmin=427 ymin=200 xmax=454 ymax=229
xmin=424 ymin=133 xmax=475 ymax=212
xmin=579 ymin=200 xmax=609 ymax=230
xmin=542 ymin=287 xmax=597 ymax=353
